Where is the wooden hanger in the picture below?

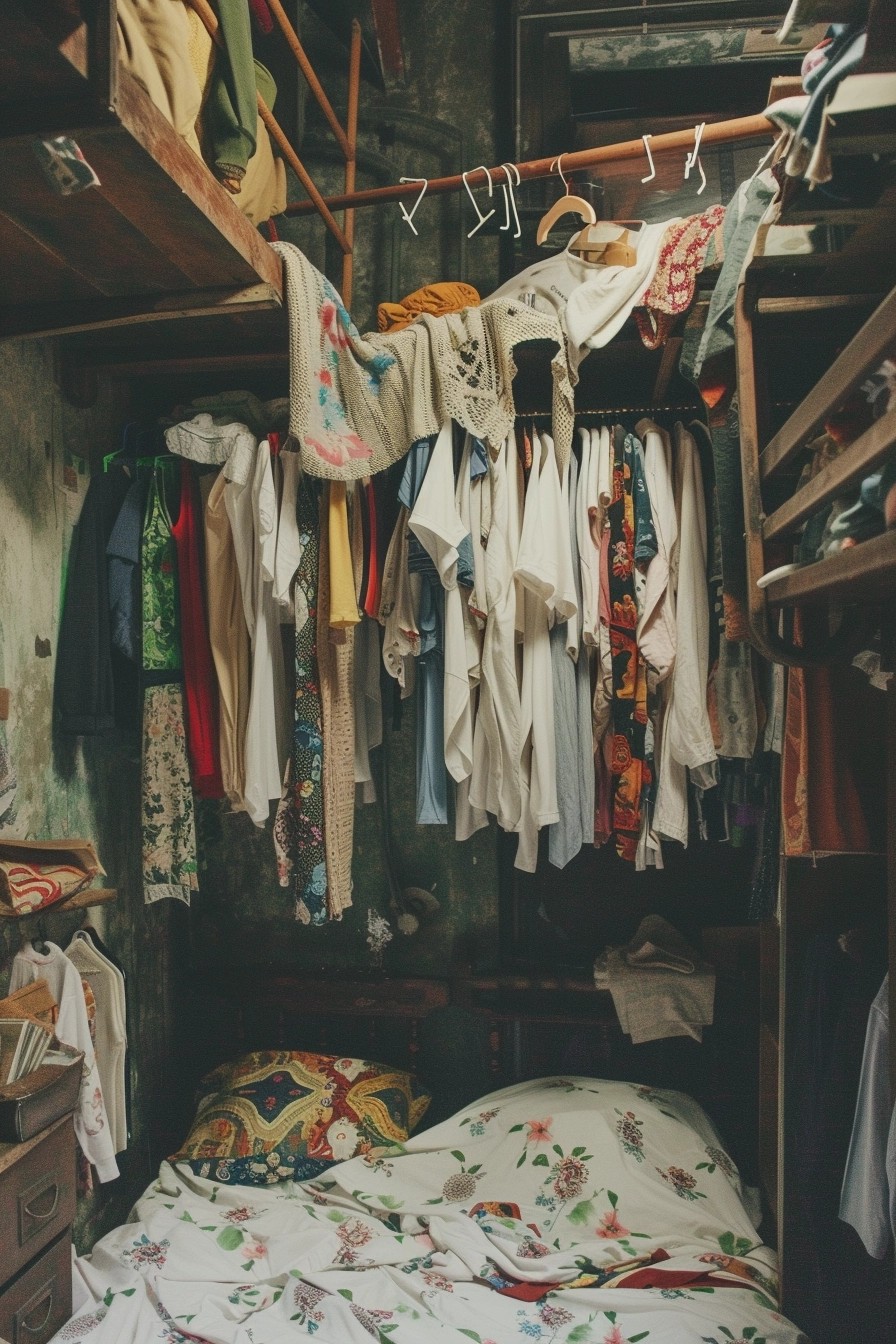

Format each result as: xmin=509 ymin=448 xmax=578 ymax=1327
xmin=536 ymin=155 xmax=596 ymax=246
xmin=569 ymin=222 xmax=638 ymax=266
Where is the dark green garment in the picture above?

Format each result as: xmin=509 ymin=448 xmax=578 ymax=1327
xmin=204 ymin=0 xmax=277 ymax=184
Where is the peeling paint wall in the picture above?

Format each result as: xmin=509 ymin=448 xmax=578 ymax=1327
xmin=0 ymin=339 xmax=191 ymax=1250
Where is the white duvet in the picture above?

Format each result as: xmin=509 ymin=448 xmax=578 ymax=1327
xmin=58 ymin=1078 xmax=809 ymax=1344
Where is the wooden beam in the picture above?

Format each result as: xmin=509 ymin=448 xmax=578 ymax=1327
xmin=285 ymin=111 xmax=774 ymax=216
xmin=651 ymin=337 xmax=682 ymax=405
xmin=370 ymin=0 xmax=406 ymax=84
xmin=341 ymin=19 xmax=361 ymax=307
xmin=764 ymin=529 xmax=896 ymax=606
xmin=266 ymin=0 xmax=350 ymax=159
xmin=1 ymin=284 xmax=281 ymax=341
xmin=764 ymin=408 xmax=896 ymax=542
xmin=755 ymin=293 xmax=882 ymax=315
xmin=761 ymin=284 xmax=896 ymax=480
xmin=85 ymin=351 xmax=289 ymax=377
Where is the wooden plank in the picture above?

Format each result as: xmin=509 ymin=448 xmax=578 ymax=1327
xmin=764 ymin=528 xmax=896 ymax=606
xmin=755 ymin=293 xmax=882 ymax=316
xmin=0 ymin=212 xmax=100 ymax=307
xmin=91 ymin=351 xmax=290 ymax=377
xmin=764 ymin=408 xmax=896 ymax=542
xmin=761 ymin=285 xmax=896 ymax=480
xmin=0 ymin=141 xmax=199 ymax=296
xmin=1 ymin=284 xmax=281 ymax=341
xmin=107 ymin=67 xmax=282 ymax=291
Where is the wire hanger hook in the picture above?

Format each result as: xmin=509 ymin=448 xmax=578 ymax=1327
xmin=550 ymin=153 xmax=571 ymax=191
xmin=462 ymin=165 xmax=496 ymax=238
xmin=397 ymin=177 xmax=428 ymax=236
xmin=640 ymin=133 xmax=656 ymax=184
xmin=499 ymin=162 xmax=522 ymax=239
xmin=684 ymin=123 xmax=707 ymax=194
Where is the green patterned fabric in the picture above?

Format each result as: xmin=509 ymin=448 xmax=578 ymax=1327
xmin=141 ymin=466 xmax=181 ymax=673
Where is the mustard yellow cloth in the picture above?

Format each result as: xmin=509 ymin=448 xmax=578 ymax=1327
xmin=328 ymin=483 xmax=361 ymax=628
xmin=378 ymin=282 xmax=481 ymax=333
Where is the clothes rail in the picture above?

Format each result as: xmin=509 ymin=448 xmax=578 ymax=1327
xmin=516 ymin=403 xmax=704 ymax=418
xmin=285 ymin=112 xmax=774 ymax=217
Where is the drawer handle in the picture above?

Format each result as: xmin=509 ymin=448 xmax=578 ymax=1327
xmin=22 ymin=1184 xmax=60 ymax=1222
xmin=16 ymin=1284 xmax=54 ymax=1337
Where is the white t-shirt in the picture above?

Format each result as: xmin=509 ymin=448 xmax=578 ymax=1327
xmin=243 ymin=442 xmax=291 ymax=826
xmin=469 ymin=437 xmax=522 ymax=831
xmin=654 ymin=424 xmax=717 ymax=845
xmin=409 ymin=424 xmax=474 ymax=785
xmin=65 ymin=930 xmax=128 ymax=1155
xmin=840 ymin=975 xmax=895 ymax=1259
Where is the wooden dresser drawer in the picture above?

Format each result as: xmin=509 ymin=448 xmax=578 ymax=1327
xmin=0 ymin=1118 xmax=76 ymax=1283
xmin=0 ymin=1229 xmax=72 ymax=1344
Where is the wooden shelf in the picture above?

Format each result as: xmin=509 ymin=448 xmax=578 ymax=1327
xmin=764 ymin=407 xmax=896 ymax=542
xmin=0 ymin=3 xmax=282 ymax=341
xmin=764 ymin=528 xmax=896 ymax=606
xmin=760 ymin=285 xmax=896 ymax=481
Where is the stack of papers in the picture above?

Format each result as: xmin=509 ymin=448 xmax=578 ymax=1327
xmin=0 ymin=1017 xmax=53 ymax=1085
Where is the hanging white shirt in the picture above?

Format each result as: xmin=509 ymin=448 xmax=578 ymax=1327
xmin=65 ymin=929 xmax=128 ymax=1154
xmin=10 ymin=942 xmax=119 ymax=1182
xmin=243 ymin=441 xmax=291 ymax=826
xmin=470 ymin=437 xmax=522 ymax=831
xmin=409 ymin=424 xmax=475 ymax=785
xmin=653 ymin=423 xmax=717 ymax=844
xmin=565 ymin=219 xmax=678 ymax=353
xmin=840 ymin=975 xmax=895 ymax=1260
xmin=635 ymin=418 xmax=678 ymax=683
xmin=222 ymin=431 xmax=259 ymax=641
xmin=273 ymin=448 xmax=304 ymax=618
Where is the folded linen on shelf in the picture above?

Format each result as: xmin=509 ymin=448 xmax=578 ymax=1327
xmin=595 ymin=914 xmax=715 ymax=1043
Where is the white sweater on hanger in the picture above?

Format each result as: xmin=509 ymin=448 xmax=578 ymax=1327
xmin=10 ymin=941 xmax=119 ymax=1182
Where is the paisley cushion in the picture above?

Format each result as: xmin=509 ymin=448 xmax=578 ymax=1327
xmin=171 ymin=1050 xmax=431 ymax=1186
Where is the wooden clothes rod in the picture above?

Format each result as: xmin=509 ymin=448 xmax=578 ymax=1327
xmin=285 ymin=112 xmax=775 ymax=217
xmin=518 ymin=403 xmax=703 ymax=418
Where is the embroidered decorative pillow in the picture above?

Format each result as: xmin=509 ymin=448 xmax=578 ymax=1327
xmin=171 ymin=1050 xmax=431 ymax=1186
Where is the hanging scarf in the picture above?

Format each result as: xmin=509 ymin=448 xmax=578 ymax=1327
xmin=607 ymin=429 xmax=650 ymax=863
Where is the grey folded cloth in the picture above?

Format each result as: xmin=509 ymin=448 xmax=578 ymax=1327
xmin=594 ymin=915 xmax=715 ymax=1044
xmin=623 ymin=914 xmax=697 ymax=972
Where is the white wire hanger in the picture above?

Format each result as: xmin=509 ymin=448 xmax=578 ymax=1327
xmin=462 ymin=165 xmax=496 ymax=238
xmin=641 ymin=133 xmax=656 ymax=184
xmin=684 ymin=122 xmax=707 ymax=195
xmin=397 ymin=176 xmax=428 ymax=235
xmin=499 ymin=162 xmax=522 ymax=239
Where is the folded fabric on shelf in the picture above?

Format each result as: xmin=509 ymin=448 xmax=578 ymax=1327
xmin=595 ymin=915 xmax=715 ymax=1043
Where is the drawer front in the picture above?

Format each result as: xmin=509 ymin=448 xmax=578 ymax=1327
xmin=0 ymin=1121 xmax=75 ymax=1281
xmin=0 ymin=1229 xmax=72 ymax=1344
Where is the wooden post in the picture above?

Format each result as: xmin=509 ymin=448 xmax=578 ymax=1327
xmin=266 ymin=0 xmax=351 ymax=160
xmin=341 ymin=19 xmax=362 ymax=307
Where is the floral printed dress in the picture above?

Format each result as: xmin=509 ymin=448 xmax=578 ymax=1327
xmin=273 ymin=477 xmax=329 ymax=923
xmin=141 ymin=465 xmax=199 ymax=906
xmin=607 ymin=429 xmax=652 ymax=863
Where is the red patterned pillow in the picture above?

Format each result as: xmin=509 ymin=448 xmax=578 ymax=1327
xmin=171 ymin=1050 xmax=431 ymax=1186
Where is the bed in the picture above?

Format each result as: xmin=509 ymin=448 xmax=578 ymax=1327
xmin=60 ymin=1076 xmax=808 ymax=1344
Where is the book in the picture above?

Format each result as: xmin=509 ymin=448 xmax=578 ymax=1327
xmin=0 ymin=1017 xmax=53 ymax=1086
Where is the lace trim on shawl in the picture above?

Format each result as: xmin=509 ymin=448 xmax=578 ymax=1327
xmin=272 ymin=241 xmax=576 ymax=480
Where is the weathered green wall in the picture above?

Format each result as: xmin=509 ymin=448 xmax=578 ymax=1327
xmin=191 ymin=0 xmax=508 ymax=983
xmin=0 ymin=339 xmax=192 ymax=1250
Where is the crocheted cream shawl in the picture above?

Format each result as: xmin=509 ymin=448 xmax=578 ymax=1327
xmin=272 ymin=242 xmax=576 ymax=480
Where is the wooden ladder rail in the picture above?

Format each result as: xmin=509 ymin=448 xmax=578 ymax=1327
xmin=735 ymin=279 xmax=895 ymax=665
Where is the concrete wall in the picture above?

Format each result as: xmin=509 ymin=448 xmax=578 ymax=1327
xmin=0 ymin=339 xmax=191 ymax=1249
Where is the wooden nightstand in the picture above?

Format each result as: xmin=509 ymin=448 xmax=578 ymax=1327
xmin=0 ymin=1116 xmax=76 ymax=1344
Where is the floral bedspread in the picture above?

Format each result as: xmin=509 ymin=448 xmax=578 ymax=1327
xmin=58 ymin=1078 xmax=809 ymax=1344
